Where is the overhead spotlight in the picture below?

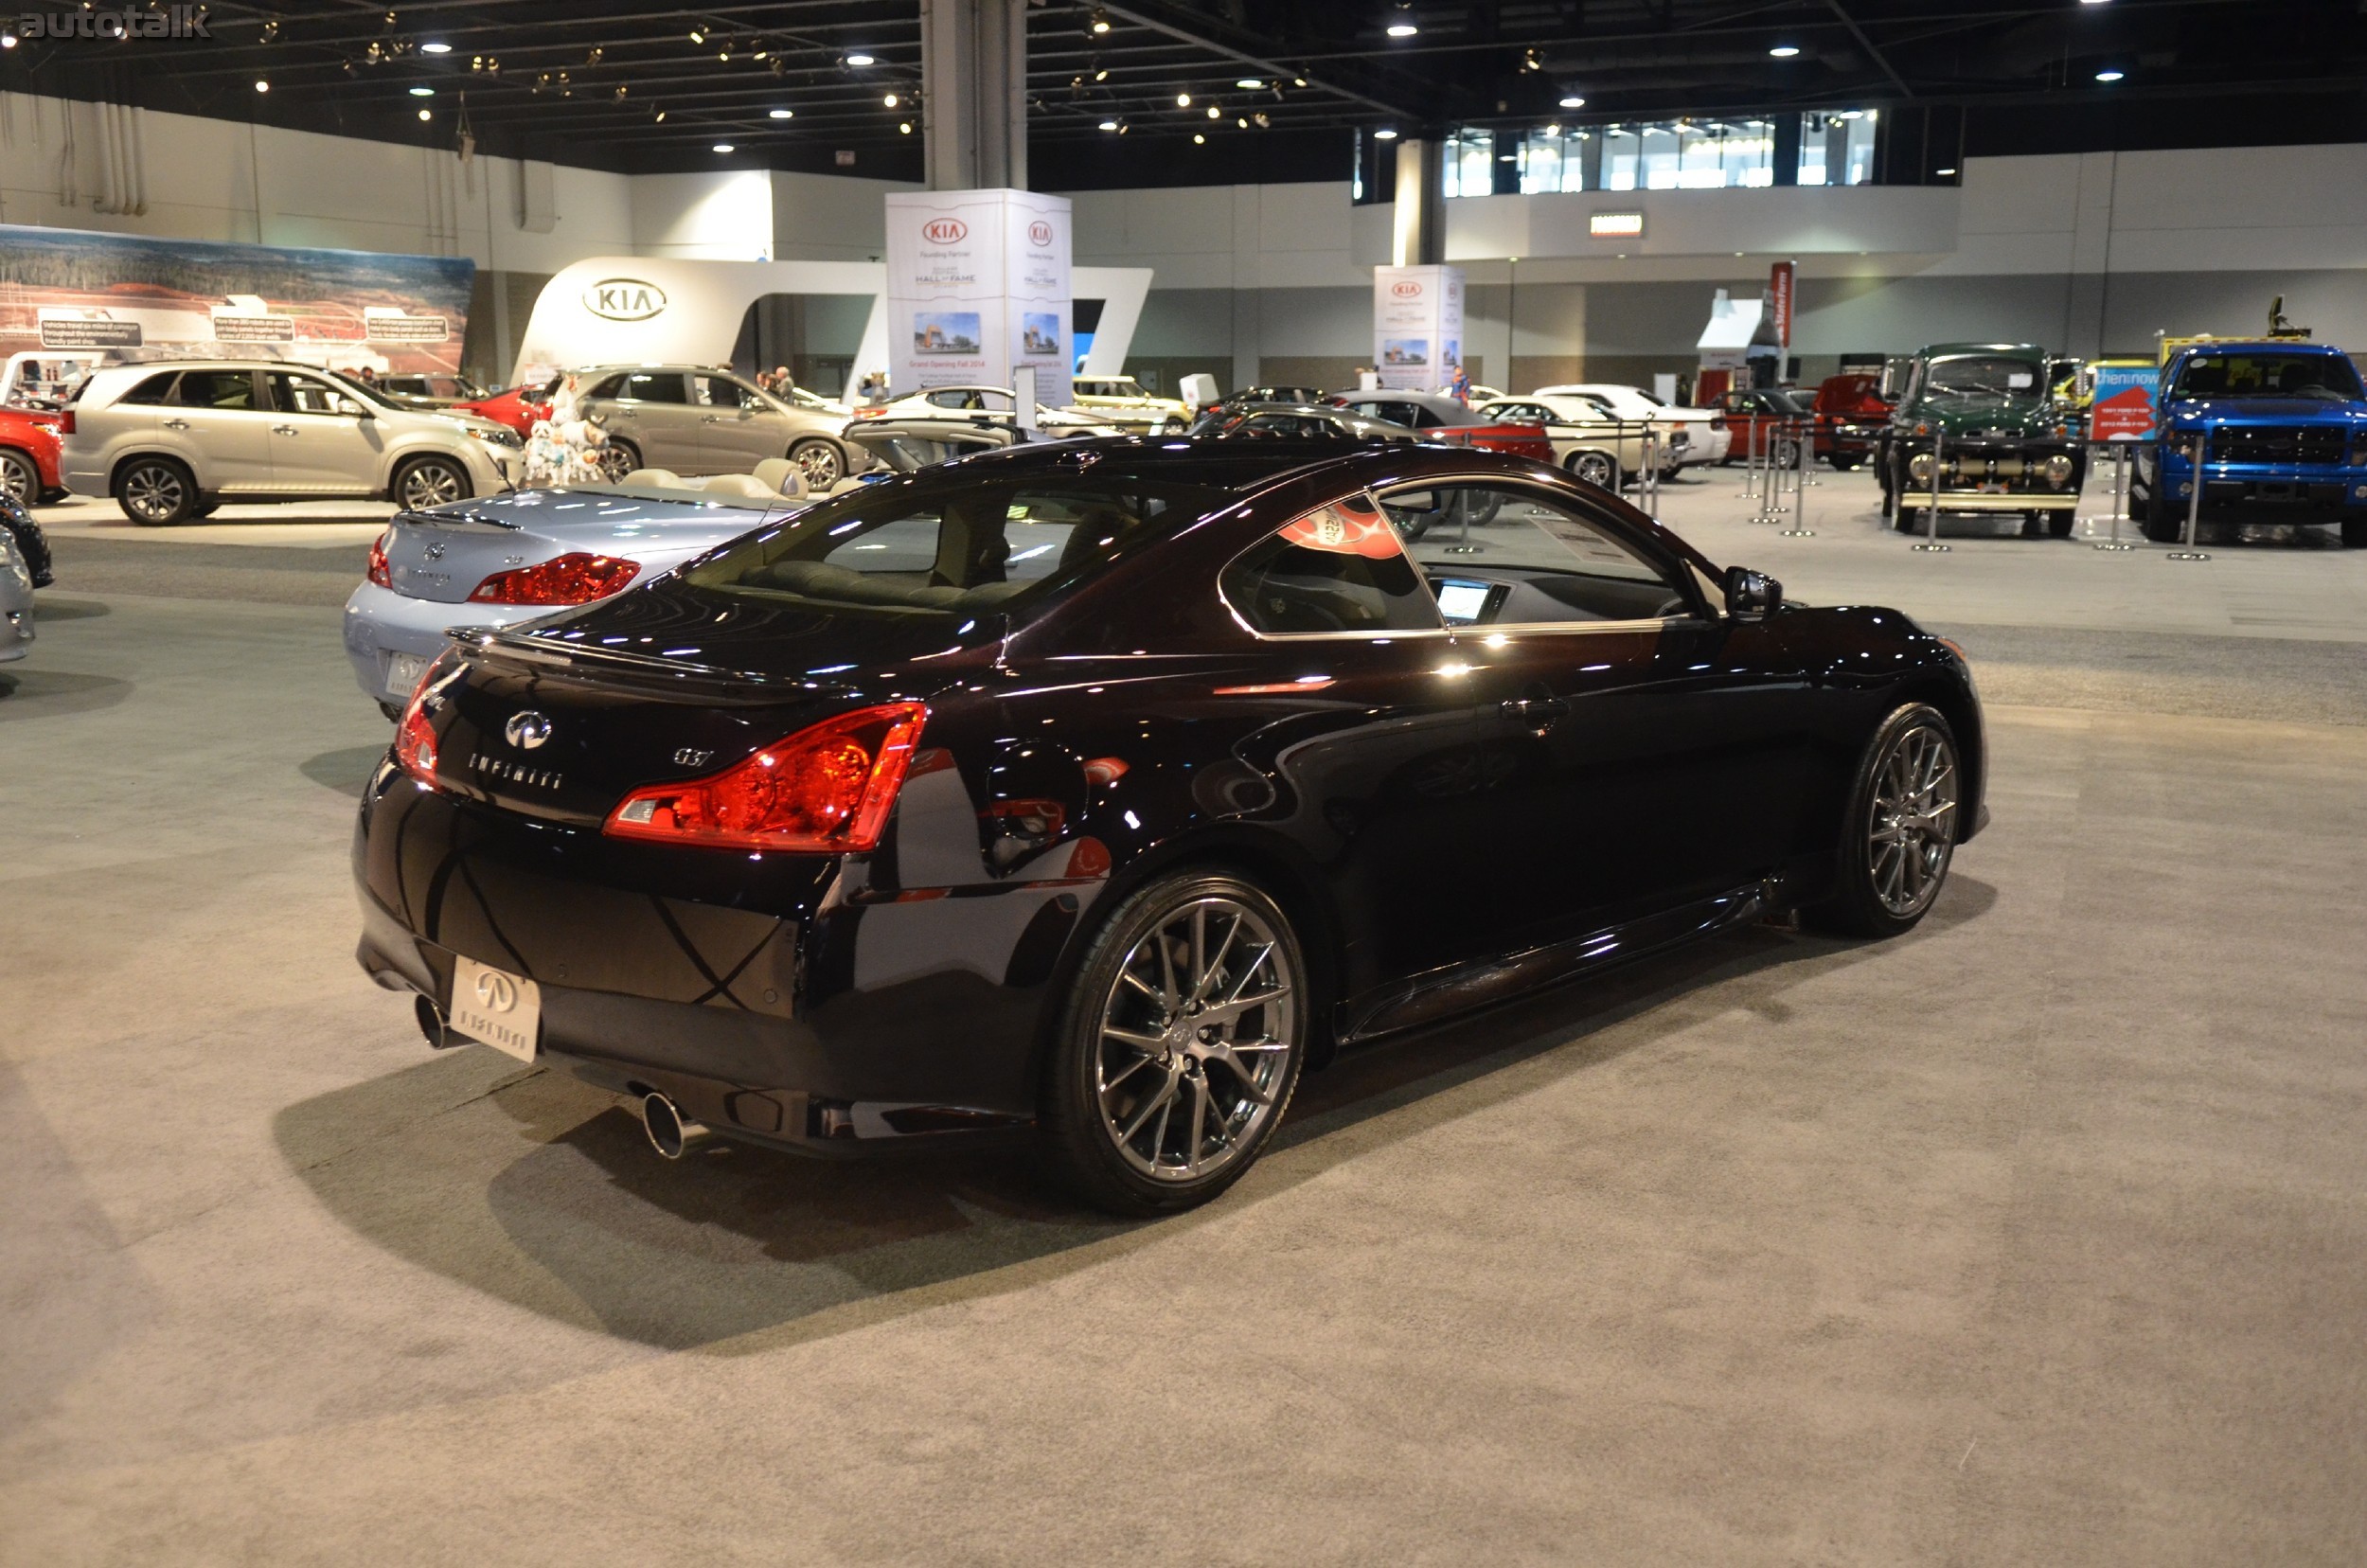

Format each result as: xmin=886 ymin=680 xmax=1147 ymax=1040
xmin=584 ymin=46 xmax=602 ymax=65
xmin=1089 ymin=6 xmax=1111 ymax=33
xmin=1237 ymin=78 xmax=1263 ymax=89
xmin=770 ymin=57 xmax=786 ymax=75
xmin=1935 ymin=167 xmax=1957 ymax=176
xmin=718 ymin=47 xmax=730 ymax=62
xmin=614 ymin=83 xmax=628 ymax=99
xmin=0 ymin=32 xmax=15 ymax=48
xmin=1387 ymin=24 xmax=1417 ymax=37
xmin=1205 ymin=104 xmax=1219 ymax=118
xmin=1237 ymin=116 xmax=1247 ymax=127
xmin=2094 ymin=67 xmax=2125 ymax=80
xmin=899 ymin=121 xmax=912 ymax=134
xmin=1522 ymin=48 xmax=1542 ymax=72
xmin=845 ymin=52 xmax=874 ymax=66
xmin=1374 ymin=127 xmax=1398 ymax=139
xmin=1291 ymin=78 xmax=1308 ymax=87
xmin=253 ymin=78 xmax=269 ymax=92
xmin=259 ymin=16 xmax=277 ymax=42
xmin=883 ymin=91 xmax=899 ymax=107
xmin=1253 ymin=112 xmax=1270 ymax=128
xmin=1769 ymin=44 xmax=1801 ymax=57
xmin=1544 ymin=122 xmax=1559 ymax=135
xmin=1175 ymin=92 xmax=1190 ymax=106
xmin=653 ymin=107 xmax=667 ymax=122
xmin=1094 ymin=67 xmax=1108 ymax=80
xmin=416 ymin=107 xmax=430 ymax=120
xmin=1192 ymin=133 xmax=1205 ymax=144
xmin=1559 ymin=95 xmax=1585 ymax=108
xmin=1098 ymin=118 xmax=1118 ymax=131
xmin=769 ymin=107 xmax=793 ymax=118
xmin=713 ymin=142 xmax=734 ymax=152
xmin=420 ymin=41 xmax=450 ymax=55
xmin=408 ymin=85 xmax=432 ymax=96
xmin=688 ymin=27 xmax=704 ymax=44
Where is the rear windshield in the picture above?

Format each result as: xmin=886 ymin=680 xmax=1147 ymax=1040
xmin=2168 ymin=352 xmax=2363 ymax=402
xmin=677 ymin=474 xmax=1231 ymax=617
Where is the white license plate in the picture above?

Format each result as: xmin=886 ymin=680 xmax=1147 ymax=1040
xmin=449 ymin=956 xmax=541 ymax=1063
xmin=385 ymin=651 xmax=432 ymax=700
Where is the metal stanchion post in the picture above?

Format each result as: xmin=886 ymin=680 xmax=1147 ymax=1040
xmin=2168 ymin=429 xmax=2211 ymax=561
xmin=1780 ymin=420 xmax=1815 ymax=536
xmin=1913 ymin=429 xmax=1950 ymax=551
xmin=2094 ymin=440 xmax=2135 ymax=551
xmin=1742 ymin=419 xmax=1759 ymax=501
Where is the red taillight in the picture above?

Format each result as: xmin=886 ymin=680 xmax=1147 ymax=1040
xmin=367 ymin=528 xmax=391 ymax=588
xmin=468 ymin=553 xmax=641 ymax=606
xmin=392 ymin=649 xmax=460 ymax=787
xmin=57 ymin=410 xmax=75 ymax=437
xmin=604 ymin=703 xmax=929 ymax=854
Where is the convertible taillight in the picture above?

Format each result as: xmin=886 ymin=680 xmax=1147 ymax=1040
xmin=367 ymin=528 xmax=392 ymax=588
xmin=605 ymin=703 xmax=928 ymax=854
xmin=55 ymin=410 xmax=74 ymax=437
xmin=392 ymin=650 xmax=460 ymax=787
xmin=468 ymin=553 xmax=640 ymax=605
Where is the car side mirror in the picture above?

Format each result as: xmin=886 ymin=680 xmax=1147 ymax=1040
xmin=331 ymin=395 xmax=369 ymax=418
xmin=1878 ymin=361 xmax=1903 ymax=401
xmin=1723 ymin=565 xmax=1783 ymax=620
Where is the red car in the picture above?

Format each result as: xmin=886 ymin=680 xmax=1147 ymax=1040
xmin=0 ymin=406 xmax=64 ymax=505
xmin=1810 ymin=373 xmax=1895 ymax=470
xmin=452 ymin=376 xmax=559 ymax=438
xmin=1716 ymin=387 xmax=1811 ymax=463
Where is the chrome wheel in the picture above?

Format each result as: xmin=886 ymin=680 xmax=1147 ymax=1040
xmin=0 ymin=450 xmax=35 ymax=505
xmin=1867 ymin=721 xmax=1958 ymax=918
xmin=1570 ymin=451 xmax=1616 ymax=489
xmin=397 ymin=458 xmax=467 ymax=509
xmin=120 ymin=461 xmax=188 ymax=524
xmin=788 ymin=438 xmax=842 ymax=487
xmin=594 ymin=441 xmax=638 ymax=482
xmin=1095 ymin=895 xmax=1298 ymax=1184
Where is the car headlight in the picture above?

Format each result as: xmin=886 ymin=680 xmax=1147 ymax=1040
xmin=1908 ymin=452 xmax=1937 ymax=484
xmin=469 ymin=425 xmax=523 ymax=450
xmin=2043 ymin=454 xmax=2075 ymax=485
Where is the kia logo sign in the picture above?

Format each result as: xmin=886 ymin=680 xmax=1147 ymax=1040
xmin=1028 ymin=220 xmax=1053 ymax=246
xmin=583 ymin=278 xmax=667 ymax=322
xmin=1391 ymin=280 xmax=1423 ymax=298
xmin=922 ymin=218 xmax=968 ymax=244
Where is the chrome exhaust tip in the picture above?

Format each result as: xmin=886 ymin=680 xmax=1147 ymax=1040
xmin=640 ymin=1093 xmax=711 ymax=1160
xmin=415 ymin=994 xmax=457 ymax=1050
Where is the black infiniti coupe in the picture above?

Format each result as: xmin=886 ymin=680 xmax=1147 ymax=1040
xmin=357 ymin=439 xmax=1984 ymax=1214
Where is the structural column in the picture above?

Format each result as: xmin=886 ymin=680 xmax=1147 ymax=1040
xmin=920 ymin=0 xmax=1027 ymax=190
xmin=1392 ymin=138 xmax=1446 ymax=266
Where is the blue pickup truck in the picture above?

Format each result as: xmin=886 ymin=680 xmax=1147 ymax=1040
xmin=2133 ymin=340 xmax=2367 ymax=545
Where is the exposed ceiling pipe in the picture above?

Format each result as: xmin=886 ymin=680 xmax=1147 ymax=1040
xmin=129 ymin=104 xmax=149 ymax=216
xmin=94 ymin=99 xmax=120 ymax=214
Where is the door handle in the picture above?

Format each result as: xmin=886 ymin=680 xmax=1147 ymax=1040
xmin=702 ymin=415 xmax=725 ymax=423
xmin=1499 ymin=697 xmax=1570 ymax=723
xmin=272 ymin=424 xmax=298 ymax=436
xmin=163 ymin=418 xmax=190 ymax=430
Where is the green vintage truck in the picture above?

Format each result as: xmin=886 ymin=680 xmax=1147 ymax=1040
xmin=1876 ymin=342 xmax=2089 ymax=538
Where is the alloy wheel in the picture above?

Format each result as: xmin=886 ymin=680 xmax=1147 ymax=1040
xmin=122 ymin=462 xmax=187 ymax=523
xmin=0 ymin=450 xmax=34 ymax=505
xmin=1572 ymin=452 xmax=1616 ymax=489
xmin=1095 ymin=896 xmax=1298 ymax=1183
xmin=789 ymin=439 xmax=842 ymax=487
xmin=595 ymin=443 xmax=637 ymax=482
xmin=1867 ymin=721 xmax=1959 ymax=918
xmin=398 ymin=459 xmax=465 ymax=509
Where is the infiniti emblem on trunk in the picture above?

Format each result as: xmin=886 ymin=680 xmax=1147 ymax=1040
xmin=505 ymin=711 xmax=554 ymax=750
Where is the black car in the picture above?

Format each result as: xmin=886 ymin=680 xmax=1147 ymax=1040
xmin=1186 ymin=401 xmax=1421 ymax=443
xmin=0 ymin=494 xmax=51 ymax=588
xmin=357 ymin=439 xmax=1985 ymax=1214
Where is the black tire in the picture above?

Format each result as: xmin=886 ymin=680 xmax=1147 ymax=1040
xmin=2343 ymin=516 xmax=2367 ymax=548
xmin=2047 ymin=509 xmax=2074 ymax=540
xmin=1895 ymin=504 xmax=1924 ymax=534
xmin=0 ymin=447 xmax=38 ymax=507
xmin=787 ymin=437 xmax=844 ymax=489
xmin=187 ymin=500 xmax=221 ymax=519
xmin=594 ymin=438 xmax=640 ymax=483
xmin=391 ymin=454 xmax=472 ymax=511
xmin=1565 ymin=449 xmax=1621 ymax=490
xmin=1807 ymin=703 xmax=1963 ymax=939
xmin=2140 ymin=472 xmax=2183 ymax=543
xmin=1039 ymin=869 xmax=1309 ymax=1216
xmin=378 ymin=699 xmax=404 ymax=722
xmin=114 ymin=455 xmax=197 ymax=526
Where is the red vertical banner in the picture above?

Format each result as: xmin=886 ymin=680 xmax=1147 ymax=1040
xmin=1770 ymin=260 xmax=1796 ymax=350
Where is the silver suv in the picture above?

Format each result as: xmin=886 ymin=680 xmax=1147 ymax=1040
xmin=62 ymin=360 xmax=524 ymax=526
xmin=573 ymin=365 xmax=858 ymax=488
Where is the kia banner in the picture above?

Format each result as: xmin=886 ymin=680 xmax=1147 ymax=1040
xmin=882 ymin=188 xmax=1072 ymax=405
xmin=1373 ymin=265 xmax=1465 ymax=393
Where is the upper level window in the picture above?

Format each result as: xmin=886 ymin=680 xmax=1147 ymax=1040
xmin=1478 ymin=113 xmax=1879 ymax=195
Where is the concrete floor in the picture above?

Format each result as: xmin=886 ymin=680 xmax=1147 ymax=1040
xmin=4 ymin=472 xmax=2365 ymax=1564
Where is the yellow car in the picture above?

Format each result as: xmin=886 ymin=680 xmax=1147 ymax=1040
xmin=1065 ymin=375 xmax=1190 ymax=434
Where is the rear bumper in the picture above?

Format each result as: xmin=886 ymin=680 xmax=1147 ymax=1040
xmin=352 ymin=769 xmax=1077 ymax=1146
xmin=342 ymin=581 xmax=543 ymax=702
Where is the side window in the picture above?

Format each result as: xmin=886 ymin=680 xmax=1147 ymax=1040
xmin=615 ymin=371 xmax=685 ymax=403
xmin=1370 ymin=401 xmax=1421 ymax=428
xmin=586 ymin=374 xmax=628 ymax=400
xmin=821 ymin=508 xmax=945 ymax=578
xmin=1379 ymin=484 xmax=1692 ymax=627
xmin=174 ymin=370 xmax=258 ymax=411
xmin=695 ymin=374 xmax=756 ymax=407
xmin=1220 ymin=494 xmax=1444 ymax=636
xmin=119 ymin=372 xmax=180 ymax=406
xmin=268 ymin=373 xmax=344 ymax=415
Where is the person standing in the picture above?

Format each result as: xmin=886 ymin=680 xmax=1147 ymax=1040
xmin=1446 ymin=363 xmax=1471 ymax=405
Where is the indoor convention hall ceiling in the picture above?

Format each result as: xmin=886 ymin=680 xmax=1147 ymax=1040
xmin=6 ymin=0 xmax=2363 ymax=186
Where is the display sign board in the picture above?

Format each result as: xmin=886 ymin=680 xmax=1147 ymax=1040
xmin=2089 ymin=360 xmax=2159 ymax=442
xmin=883 ymin=188 xmax=1072 ymax=405
xmin=1590 ymin=212 xmax=1645 ymax=239
xmin=0 ymin=223 xmax=472 ymax=376
xmin=1372 ymin=265 xmax=1465 ymax=393
xmin=1769 ymin=259 xmax=1796 ymax=349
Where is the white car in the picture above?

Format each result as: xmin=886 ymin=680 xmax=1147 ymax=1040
xmin=1531 ymin=383 xmax=1730 ymax=469
xmin=1066 ymin=375 xmax=1189 ymax=433
xmin=854 ymin=385 xmax=1123 ymax=442
xmin=62 ymin=360 xmax=523 ymax=526
xmin=1477 ymin=395 xmax=1669 ymax=490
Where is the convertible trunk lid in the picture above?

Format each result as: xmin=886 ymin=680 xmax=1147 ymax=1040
xmin=385 ymin=490 xmax=788 ymax=605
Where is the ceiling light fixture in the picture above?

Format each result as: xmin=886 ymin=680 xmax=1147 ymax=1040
xmin=2094 ymin=67 xmax=2124 ymax=80
xmin=899 ymin=121 xmax=912 ymax=134
xmin=1237 ymin=78 xmax=1263 ymax=89
xmin=714 ymin=142 xmax=734 ymax=152
xmin=1099 ymin=118 xmax=1118 ymax=131
xmin=1176 ymin=92 xmax=1191 ymax=106
xmin=883 ymin=92 xmax=899 ymax=107
xmin=417 ymin=108 xmax=430 ymax=120
xmin=1205 ymin=104 xmax=1219 ymax=118
xmin=1559 ymin=95 xmax=1585 ymax=108
xmin=1 ymin=31 xmax=17 ymax=47
xmin=1387 ymin=24 xmax=1417 ymax=37
xmin=845 ymin=52 xmax=874 ymax=66
xmin=1193 ymin=133 xmax=1205 ymax=144
xmin=1770 ymin=45 xmax=1801 ymax=57
xmin=1935 ymin=166 xmax=1957 ymax=176
xmin=419 ymin=41 xmax=449 ymax=55
xmin=408 ymin=85 xmax=432 ymax=96
xmin=1374 ymin=127 xmax=1398 ymax=140
xmin=769 ymin=107 xmax=792 ymax=119
xmin=688 ymin=27 xmax=703 ymax=44
xmin=1089 ymin=6 xmax=1111 ymax=33
xmin=254 ymin=78 xmax=269 ymax=92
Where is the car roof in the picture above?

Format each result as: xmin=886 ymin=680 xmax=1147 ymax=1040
xmin=1919 ymin=343 xmax=2047 ymax=357
xmin=885 ymin=435 xmax=1471 ymax=491
xmin=2169 ymin=339 xmax=2343 ymax=356
xmin=1229 ymin=401 xmax=1415 ymax=431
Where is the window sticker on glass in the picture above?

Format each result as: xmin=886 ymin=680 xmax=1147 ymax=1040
xmin=2007 ymin=372 xmax=2035 ymax=389
xmin=1276 ymin=494 xmax=1401 ymax=560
